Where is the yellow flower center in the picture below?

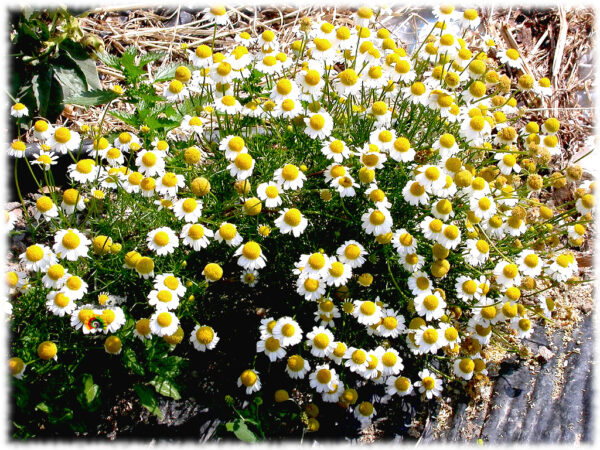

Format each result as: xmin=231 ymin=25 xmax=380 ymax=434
xmin=360 ymin=301 xmax=376 ymax=316
xmin=219 ymin=224 xmax=237 ymax=241
xmin=157 ymin=312 xmax=173 ymax=327
xmin=344 ymin=244 xmax=361 ymax=260
xmin=503 ymin=264 xmax=518 ymax=279
xmin=506 ymin=48 xmax=520 ymax=60
xmin=153 ymin=231 xmax=170 ymax=247
xmin=423 ymin=328 xmax=438 ymax=344
xmin=284 ymin=208 xmax=302 ymax=226
xmin=26 ymin=245 xmax=44 ymax=262
xmin=76 ymin=160 xmax=94 ymax=174
xmin=265 ymin=336 xmax=280 ymax=351
xmin=240 ymin=370 xmax=257 ymax=386
xmin=304 ymin=278 xmax=319 ymax=292
xmin=54 ymin=127 xmax=71 ymax=144
xmin=287 ymin=355 xmax=305 ymax=371
xmin=234 ymin=153 xmax=253 ymax=171
xmin=313 ymin=333 xmax=330 ymax=349
xmin=62 ymin=231 xmax=81 ymax=250
xmin=242 ymin=241 xmax=261 ymax=260
xmin=382 ymin=352 xmax=397 ymax=367
xmin=423 ymin=295 xmax=439 ymax=311
xmin=369 ymin=210 xmax=386 ymax=226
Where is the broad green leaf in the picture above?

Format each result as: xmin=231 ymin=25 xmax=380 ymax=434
xmin=53 ymin=64 xmax=87 ymax=99
xmin=134 ymin=383 xmax=164 ymax=420
xmin=226 ymin=419 xmax=258 ymax=443
xmin=31 ymin=65 xmax=53 ymax=117
xmin=145 ymin=116 xmax=180 ymax=132
xmin=60 ymin=38 xmax=101 ymax=90
xmin=122 ymin=348 xmax=145 ymax=376
xmin=64 ymin=89 xmax=118 ymax=107
xmin=149 ymin=376 xmax=181 ymax=400
xmin=82 ymin=373 xmax=100 ymax=404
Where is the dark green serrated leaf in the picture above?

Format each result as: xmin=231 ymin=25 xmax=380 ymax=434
xmin=138 ymin=51 xmax=165 ymax=67
xmin=152 ymin=63 xmax=181 ymax=83
xmin=96 ymin=51 xmax=121 ymax=70
xmin=149 ymin=376 xmax=181 ymax=400
xmin=134 ymin=383 xmax=164 ymax=420
xmin=110 ymin=110 xmax=140 ymax=128
xmin=64 ymin=89 xmax=118 ymax=107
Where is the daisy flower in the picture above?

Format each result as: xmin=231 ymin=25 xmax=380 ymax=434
xmin=149 ymin=310 xmax=180 ymax=337
xmin=361 ymin=207 xmax=393 ymax=236
xmin=402 ymin=181 xmax=429 ymax=206
xmin=352 ymin=300 xmax=382 ymax=326
xmin=33 ymin=196 xmax=59 ymax=222
xmin=241 ymin=269 xmax=259 ymax=287
xmin=8 ymin=357 xmax=26 ymax=380
xmin=238 ymin=369 xmax=261 ymax=394
xmin=296 ymin=276 xmax=326 ymax=301
xmin=309 ymin=364 xmax=339 ymax=393
xmin=11 ymin=102 xmax=29 ymax=117
xmin=164 ymin=80 xmax=189 ymax=101
xmin=414 ymin=325 xmax=444 ymax=354
xmin=68 ymin=159 xmax=98 ymax=184
xmin=344 ymin=347 xmax=369 ymax=374
xmin=516 ymin=250 xmax=543 ymax=277
xmin=148 ymin=289 xmax=180 ymax=311
xmin=304 ymin=112 xmax=334 ymax=140
xmin=256 ymin=182 xmax=283 ymax=208
xmin=275 ymin=208 xmax=308 ymax=237
xmin=493 ymin=261 xmax=521 ymax=288
xmin=354 ymin=401 xmax=377 ymax=427
xmin=321 ymin=138 xmax=351 ymax=163
xmin=438 ymin=322 xmax=461 ymax=349
xmin=511 ymin=316 xmax=534 ymax=339
xmin=136 ymin=150 xmax=166 ymax=177
xmin=306 ymin=326 xmax=336 ymax=357
xmin=325 ymin=259 xmax=352 ymax=286
xmin=47 ymin=127 xmax=81 ymax=154
xmin=8 ymin=140 xmax=27 ymax=158
xmin=286 ymin=354 xmax=311 ymax=379
xmin=203 ymin=5 xmax=229 ymax=25
xmin=53 ymin=228 xmax=91 ymax=261
xmin=235 ymin=241 xmax=267 ymax=271
xmin=272 ymin=317 xmax=302 ymax=347
xmin=45 ymin=291 xmax=77 ymax=317
xmin=134 ymin=319 xmax=153 ymax=341
xmin=20 ymin=244 xmax=56 ymax=272
xmin=190 ymin=325 xmax=219 ymax=351
xmin=386 ymin=375 xmax=413 ymax=397
xmin=135 ymin=256 xmax=156 ymax=279
xmin=147 ymin=227 xmax=179 ymax=256
xmin=256 ymin=336 xmax=287 ymax=362
xmin=155 ymin=172 xmax=185 ymax=198
xmin=59 ymin=275 xmax=88 ymax=300
xmin=415 ymin=369 xmax=443 ymax=399
xmin=173 ymin=197 xmax=203 ymax=223
xmin=181 ymin=223 xmax=213 ymax=250
xmin=114 ymin=131 xmax=141 ymax=152
xmin=545 ymin=253 xmax=578 ymax=282
xmin=100 ymin=307 xmax=126 ymax=333
xmin=214 ymin=95 xmax=242 ymax=114
xmin=497 ymin=48 xmax=524 ymax=70
xmin=215 ymin=222 xmax=243 ymax=246
xmin=227 ymin=153 xmax=255 ymax=181
xmin=454 ymin=357 xmax=476 ymax=380
xmin=414 ymin=291 xmax=446 ymax=321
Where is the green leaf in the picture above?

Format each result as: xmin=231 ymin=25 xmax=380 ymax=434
xmin=96 ymin=51 xmax=121 ymax=70
xmin=226 ymin=419 xmax=258 ymax=443
xmin=149 ymin=376 xmax=181 ymax=400
xmin=35 ymin=402 xmax=50 ymax=414
xmin=134 ymin=383 xmax=164 ymax=420
xmin=138 ymin=51 xmax=166 ymax=67
xmin=152 ymin=63 xmax=182 ymax=83
xmin=82 ymin=373 xmax=100 ymax=404
xmin=64 ymin=89 xmax=118 ymax=107
xmin=60 ymin=38 xmax=101 ymax=90
xmin=31 ymin=65 xmax=53 ymax=117
xmin=53 ymin=63 xmax=87 ymax=99
xmin=145 ymin=116 xmax=180 ymax=132
xmin=122 ymin=348 xmax=145 ymax=376
xmin=110 ymin=110 xmax=140 ymax=128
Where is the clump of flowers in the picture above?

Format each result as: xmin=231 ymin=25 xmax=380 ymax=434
xmin=5 ymin=4 xmax=594 ymax=436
